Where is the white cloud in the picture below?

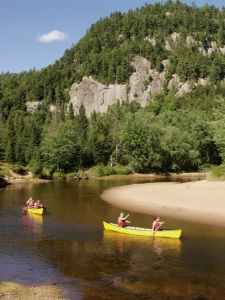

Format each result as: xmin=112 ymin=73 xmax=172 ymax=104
xmin=37 ymin=30 xmax=69 ymax=43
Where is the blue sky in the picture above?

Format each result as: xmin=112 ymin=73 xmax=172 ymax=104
xmin=0 ymin=0 xmax=222 ymax=74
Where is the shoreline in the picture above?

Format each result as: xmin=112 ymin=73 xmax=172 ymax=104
xmin=3 ymin=172 xmax=206 ymax=186
xmin=101 ymin=179 xmax=225 ymax=228
xmin=0 ymin=282 xmax=64 ymax=300
xmin=6 ymin=172 xmax=224 ymax=228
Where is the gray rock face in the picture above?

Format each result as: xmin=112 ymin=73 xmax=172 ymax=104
xmin=69 ymin=56 xmax=168 ymax=116
xmin=26 ymin=101 xmax=41 ymax=113
xmin=129 ymin=56 xmax=152 ymax=107
xmin=68 ymin=54 xmax=211 ymax=116
xmin=26 ymin=101 xmax=56 ymax=113
xmin=26 ymin=53 xmax=212 ymax=117
xmin=69 ymin=77 xmax=127 ymax=117
xmin=26 ymin=32 xmax=224 ymax=116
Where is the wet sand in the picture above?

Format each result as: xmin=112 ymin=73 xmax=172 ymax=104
xmin=101 ymin=180 xmax=225 ymax=227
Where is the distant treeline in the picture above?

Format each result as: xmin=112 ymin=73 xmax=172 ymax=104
xmin=1 ymin=0 xmax=225 ymax=176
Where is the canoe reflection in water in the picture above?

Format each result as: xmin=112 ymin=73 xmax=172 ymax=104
xmin=103 ymin=230 xmax=182 ymax=256
xmin=22 ymin=213 xmax=43 ymax=238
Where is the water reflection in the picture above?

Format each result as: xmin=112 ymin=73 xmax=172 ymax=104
xmin=103 ymin=230 xmax=182 ymax=254
xmin=69 ymin=232 xmax=183 ymax=298
xmin=22 ymin=213 xmax=43 ymax=238
xmin=152 ymin=237 xmax=181 ymax=256
xmin=1 ymin=177 xmax=225 ymax=300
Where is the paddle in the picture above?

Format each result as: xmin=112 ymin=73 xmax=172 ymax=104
xmin=152 ymin=221 xmax=164 ymax=236
xmin=127 ymin=215 xmax=132 ymax=225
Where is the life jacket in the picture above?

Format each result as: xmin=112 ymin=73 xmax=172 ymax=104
xmin=118 ymin=220 xmax=125 ymax=227
xmin=154 ymin=222 xmax=161 ymax=231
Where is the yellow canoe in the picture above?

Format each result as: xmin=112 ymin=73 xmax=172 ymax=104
xmin=27 ymin=208 xmax=44 ymax=215
xmin=103 ymin=221 xmax=182 ymax=239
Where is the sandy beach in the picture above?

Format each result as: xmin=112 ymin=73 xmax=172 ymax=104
xmin=101 ymin=179 xmax=225 ymax=227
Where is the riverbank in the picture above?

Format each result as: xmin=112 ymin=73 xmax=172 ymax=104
xmin=0 ymin=168 xmax=51 ymax=188
xmin=3 ymin=171 xmax=206 ymax=186
xmin=0 ymin=282 xmax=65 ymax=300
xmin=101 ymin=179 xmax=225 ymax=227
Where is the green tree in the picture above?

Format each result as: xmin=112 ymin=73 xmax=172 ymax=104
xmin=211 ymin=97 xmax=225 ymax=162
xmin=4 ymin=112 xmax=16 ymax=163
xmin=120 ymin=110 xmax=163 ymax=172
xmin=160 ymin=109 xmax=219 ymax=170
xmin=0 ymin=117 xmax=5 ymax=161
xmin=41 ymin=120 xmax=77 ymax=173
xmin=87 ymin=112 xmax=112 ymax=165
xmin=160 ymin=125 xmax=199 ymax=171
xmin=67 ymin=102 xmax=74 ymax=120
xmin=74 ymin=103 xmax=90 ymax=168
xmin=14 ymin=111 xmax=26 ymax=164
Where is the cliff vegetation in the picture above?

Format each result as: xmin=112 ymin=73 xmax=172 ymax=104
xmin=1 ymin=1 xmax=225 ymax=178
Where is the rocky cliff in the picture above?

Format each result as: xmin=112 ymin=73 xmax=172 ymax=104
xmin=26 ymin=31 xmax=224 ymax=116
xmin=67 ymin=32 xmax=225 ymax=117
xmin=69 ymin=55 xmax=167 ymax=117
xmin=68 ymin=55 xmax=210 ymax=117
xmin=69 ymin=77 xmax=127 ymax=117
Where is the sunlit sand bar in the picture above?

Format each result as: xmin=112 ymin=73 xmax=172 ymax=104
xmin=101 ymin=180 xmax=225 ymax=227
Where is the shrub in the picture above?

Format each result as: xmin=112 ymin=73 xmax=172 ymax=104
xmin=113 ymin=164 xmax=133 ymax=175
xmin=12 ymin=164 xmax=28 ymax=175
xmin=207 ymin=164 xmax=225 ymax=180
xmin=88 ymin=164 xmax=133 ymax=177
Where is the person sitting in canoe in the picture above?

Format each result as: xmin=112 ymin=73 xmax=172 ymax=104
xmin=26 ymin=197 xmax=33 ymax=205
xmin=21 ymin=197 xmax=33 ymax=212
xmin=34 ymin=200 xmax=42 ymax=209
xmin=118 ymin=212 xmax=130 ymax=227
xmin=152 ymin=216 xmax=164 ymax=232
xmin=28 ymin=199 xmax=35 ymax=208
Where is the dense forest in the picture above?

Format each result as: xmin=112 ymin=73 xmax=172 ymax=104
xmin=1 ymin=0 xmax=225 ymax=178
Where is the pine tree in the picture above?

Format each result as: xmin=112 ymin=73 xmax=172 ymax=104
xmin=4 ymin=113 xmax=16 ymax=163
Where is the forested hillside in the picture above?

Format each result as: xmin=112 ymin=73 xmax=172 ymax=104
xmin=1 ymin=0 xmax=225 ymax=177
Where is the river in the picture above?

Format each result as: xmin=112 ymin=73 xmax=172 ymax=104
xmin=0 ymin=177 xmax=225 ymax=299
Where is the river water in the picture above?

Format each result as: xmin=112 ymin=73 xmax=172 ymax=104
xmin=0 ymin=177 xmax=225 ymax=300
